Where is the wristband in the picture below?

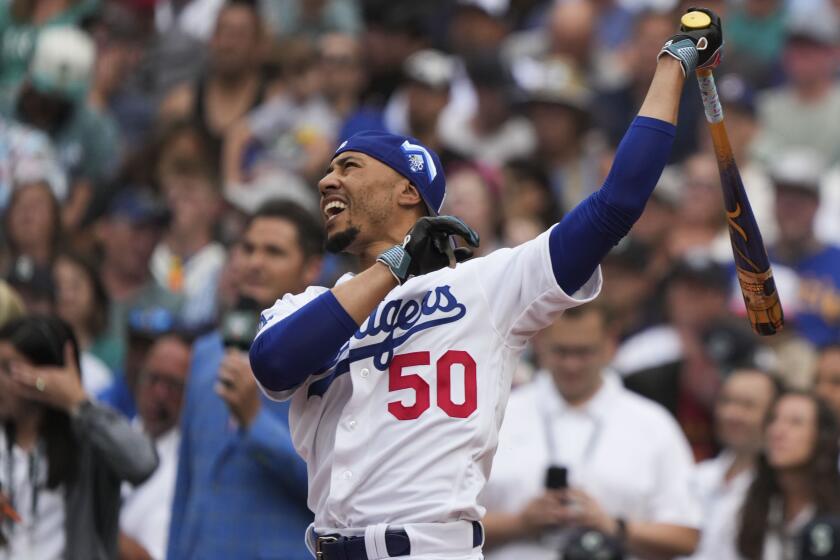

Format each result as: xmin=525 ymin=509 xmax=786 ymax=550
xmin=659 ymin=38 xmax=697 ymax=76
xmin=377 ymin=245 xmax=411 ymax=284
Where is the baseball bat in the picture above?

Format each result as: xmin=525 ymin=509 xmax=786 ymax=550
xmin=682 ymin=11 xmax=784 ymax=336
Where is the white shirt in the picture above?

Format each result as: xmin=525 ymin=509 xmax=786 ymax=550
xmin=0 ymin=432 xmax=65 ymax=560
xmin=150 ymin=242 xmax=226 ymax=327
xmin=120 ymin=426 xmax=180 ymax=560
xmin=683 ymin=451 xmax=754 ymax=560
xmin=481 ymin=371 xmax=701 ymax=560
xmin=81 ymin=351 xmax=113 ymax=395
xmin=256 ymin=227 xmax=601 ymax=533
xmin=155 ymin=0 xmax=226 ymax=40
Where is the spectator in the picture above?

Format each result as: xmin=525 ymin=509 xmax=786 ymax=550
xmin=87 ymin=2 xmax=158 ymax=154
xmin=629 ymin=168 xmax=680 ymax=254
xmin=667 ymin=153 xmax=727 ymax=260
xmin=2 ymin=178 xmax=62 ymax=272
xmin=516 ymin=57 xmax=602 ymax=211
xmin=0 ymin=115 xmax=66 ymax=211
xmin=598 ymin=238 xmax=658 ymax=341
xmin=752 ymin=15 xmax=840 ymax=165
xmin=358 ymin=1 xmax=429 ymax=106
xmin=482 ymin=304 xmax=700 ymax=560
xmin=0 ymin=0 xmax=100 ymax=95
xmin=0 ymin=315 xmax=158 ymax=560
xmin=167 ymin=200 xmax=320 ymax=559
xmin=387 ymin=49 xmax=458 ymax=164
xmin=119 ymin=334 xmax=191 ymax=560
xmin=223 ymin=38 xmax=338 ymax=192
xmin=95 ymin=187 xmax=182 ymax=368
xmin=52 ymin=250 xmax=115 ymax=393
xmin=687 ymin=368 xmax=781 ymax=560
xmin=146 ymin=1 xmax=210 ymax=101
xmin=152 ymin=121 xmax=226 ymax=329
xmin=614 ymin=255 xmax=762 ymax=460
xmin=439 ymin=52 xmax=536 ymax=164
xmin=500 ymin=159 xmax=559 ymax=231
xmin=443 ymin=164 xmax=503 ymax=256
xmin=97 ymin=306 xmax=180 ymax=421
xmin=318 ymin=33 xmax=367 ymax=125
xmin=594 ymin=10 xmax=702 ymax=163
xmin=159 ymin=0 xmax=269 ymax=162
xmin=815 ymin=344 xmax=840 ymax=423
xmin=340 ymin=48 xmax=460 ymax=167
xmin=736 ymin=392 xmax=840 ymax=559
xmin=767 ymin=150 xmax=840 ymax=347
xmin=3 ymin=26 xmax=122 ymax=231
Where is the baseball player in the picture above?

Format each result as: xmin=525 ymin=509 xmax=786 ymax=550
xmin=249 ymin=10 xmax=723 ymax=560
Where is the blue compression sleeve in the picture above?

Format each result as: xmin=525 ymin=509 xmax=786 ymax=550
xmin=550 ymin=116 xmax=676 ymax=294
xmin=249 ymin=291 xmax=358 ymax=392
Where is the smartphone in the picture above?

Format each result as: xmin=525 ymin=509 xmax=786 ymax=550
xmin=545 ymin=465 xmax=568 ymax=490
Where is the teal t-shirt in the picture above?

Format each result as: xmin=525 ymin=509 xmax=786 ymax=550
xmin=726 ymin=5 xmax=787 ymax=64
xmin=0 ymin=0 xmax=100 ymax=95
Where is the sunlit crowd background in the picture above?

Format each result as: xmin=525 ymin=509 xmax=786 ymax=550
xmin=1 ymin=0 xmax=840 ymax=559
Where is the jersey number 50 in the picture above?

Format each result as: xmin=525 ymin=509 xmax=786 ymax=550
xmin=388 ymin=351 xmax=477 ymax=421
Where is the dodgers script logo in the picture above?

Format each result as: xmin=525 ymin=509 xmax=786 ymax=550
xmin=357 ymin=285 xmax=465 ymax=370
xmin=307 ymin=285 xmax=467 ymax=398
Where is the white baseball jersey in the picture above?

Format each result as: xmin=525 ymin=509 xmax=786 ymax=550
xmin=255 ymin=227 xmax=602 ymax=533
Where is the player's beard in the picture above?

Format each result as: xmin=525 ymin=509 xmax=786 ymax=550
xmin=325 ymin=226 xmax=360 ymax=254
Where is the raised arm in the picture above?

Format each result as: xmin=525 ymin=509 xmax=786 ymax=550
xmin=548 ymin=9 xmax=723 ymax=296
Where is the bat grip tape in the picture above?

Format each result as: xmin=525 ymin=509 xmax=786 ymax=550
xmin=697 ymin=71 xmax=724 ymax=124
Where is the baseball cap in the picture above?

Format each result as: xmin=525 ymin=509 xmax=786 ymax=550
xmin=465 ymin=52 xmax=514 ymax=90
xmin=604 ymin=237 xmax=651 ymax=273
xmin=127 ymin=305 xmax=178 ymax=341
xmin=106 ymin=188 xmax=170 ymax=226
xmin=767 ymin=150 xmax=825 ymax=194
xmin=668 ymin=253 xmax=730 ymax=293
xmin=787 ymin=11 xmax=840 ymax=46
xmin=513 ymin=57 xmax=591 ymax=113
xmin=456 ymin=0 xmax=509 ymax=18
xmin=333 ymin=130 xmax=446 ymax=215
xmin=717 ymin=74 xmax=756 ymax=116
xmin=29 ymin=26 xmax=95 ymax=101
xmin=404 ymin=50 xmax=455 ymax=90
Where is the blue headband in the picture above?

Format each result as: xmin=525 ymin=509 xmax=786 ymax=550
xmin=333 ymin=130 xmax=446 ymax=215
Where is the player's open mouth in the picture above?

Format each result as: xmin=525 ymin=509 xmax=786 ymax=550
xmin=324 ymin=200 xmax=348 ymax=223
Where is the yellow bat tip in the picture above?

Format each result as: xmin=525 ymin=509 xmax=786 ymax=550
xmin=681 ymin=11 xmax=712 ymax=30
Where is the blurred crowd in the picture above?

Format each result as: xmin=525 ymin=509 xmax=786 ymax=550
xmin=1 ymin=0 xmax=840 ymax=559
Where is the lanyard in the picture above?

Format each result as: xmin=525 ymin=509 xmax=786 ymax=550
xmin=537 ymin=377 xmax=604 ymax=471
xmin=2 ymin=427 xmax=42 ymax=527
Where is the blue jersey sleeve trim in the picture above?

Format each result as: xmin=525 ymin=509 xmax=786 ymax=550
xmin=249 ymin=291 xmax=358 ymax=392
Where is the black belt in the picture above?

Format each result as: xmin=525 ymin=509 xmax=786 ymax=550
xmin=315 ymin=521 xmax=483 ymax=560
